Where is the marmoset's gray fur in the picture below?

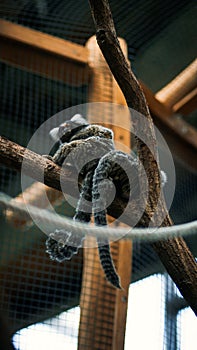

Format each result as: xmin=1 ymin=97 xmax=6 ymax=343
xmin=45 ymin=114 xmax=166 ymax=289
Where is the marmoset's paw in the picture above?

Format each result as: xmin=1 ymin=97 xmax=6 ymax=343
xmin=45 ymin=230 xmax=82 ymax=262
xmin=42 ymin=154 xmax=54 ymax=161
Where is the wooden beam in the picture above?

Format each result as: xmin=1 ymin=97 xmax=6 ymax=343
xmin=140 ymin=81 xmax=174 ymax=118
xmin=173 ymin=87 xmax=197 ymax=115
xmin=143 ymin=84 xmax=197 ymax=148
xmin=78 ymin=36 xmax=132 ymax=350
xmin=155 ymin=59 xmax=197 ymax=108
xmin=0 ymin=19 xmax=88 ymax=64
xmin=86 ymin=35 xmax=131 ymax=150
xmin=0 ymin=19 xmax=89 ymax=86
xmin=141 ymin=83 xmax=197 ymax=170
xmin=112 ymin=241 xmax=132 ymax=349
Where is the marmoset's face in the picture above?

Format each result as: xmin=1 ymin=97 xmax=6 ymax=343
xmin=49 ymin=114 xmax=88 ymax=143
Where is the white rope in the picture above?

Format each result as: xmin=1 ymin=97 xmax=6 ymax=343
xmin=0 ymin=192 xmax=196 ymax=242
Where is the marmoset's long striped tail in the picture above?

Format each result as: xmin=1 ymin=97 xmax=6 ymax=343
xmin=92 ymin=153 xmax=123 ymax=289
xmin=75 ymin=168 xmax=121 ymax=289
xmin=92 ymin=150 xmax=138 ymax=289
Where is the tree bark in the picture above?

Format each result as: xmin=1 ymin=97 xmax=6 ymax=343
xmin=0 ymin=136 xmax=77 ymax=196
xmin=0 ymin=135 xmax=146 ymax=225
xmin=88 ymin=0 xmax=197 ymax=315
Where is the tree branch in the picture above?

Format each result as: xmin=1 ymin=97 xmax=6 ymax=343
xmin=88 ymin=0 xmax=197 ymax=315
xmin=89 ymin=0 xmax=166 ymax=225
xmin=0 ymin=136 xmax=78 ymax=196
xmin=0 ymin=135 xmax=135 ymax=224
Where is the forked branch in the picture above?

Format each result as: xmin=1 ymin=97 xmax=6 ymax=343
xmin=88 ymin=0 xmax=197 ymax=315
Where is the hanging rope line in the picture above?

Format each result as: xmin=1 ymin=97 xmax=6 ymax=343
xmin=0 ymin=192 xmax=196 ymax=242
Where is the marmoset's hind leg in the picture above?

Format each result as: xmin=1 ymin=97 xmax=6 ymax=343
xmin=74 ymin=170 xmax=94 ymax=223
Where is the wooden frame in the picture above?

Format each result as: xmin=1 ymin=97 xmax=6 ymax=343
xmin=0 ymin=19 xmax=196 ymax=166
xmin=0 ymin=19 xmax=89 ymax=86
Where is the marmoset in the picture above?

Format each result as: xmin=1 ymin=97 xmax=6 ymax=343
xmin=45 ymin=114 xmax=166 ymax=288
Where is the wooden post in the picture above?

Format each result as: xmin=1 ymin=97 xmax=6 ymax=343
xmin=155 ymin=58 xmax=197 ymax=108
xmin=78 ymin=36 xmax=132 ymax=350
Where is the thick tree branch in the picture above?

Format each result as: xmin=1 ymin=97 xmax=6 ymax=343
xmin=0 ymin=136 xmax=78 ymax=196
xmin=89 ymin=0 xmax=166 ymax=225
xmin=0 ymin=135 xmax=135 ymax=224
xmin=88 ymin=0 xmax=197 ymax=315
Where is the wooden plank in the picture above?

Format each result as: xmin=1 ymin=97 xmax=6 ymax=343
xmin=142 ymin=83 xmax=197 ymax=151
xmin=173 ymin=87 xmax=197 ymax=115
xmin=155 ymin=59 xmax=197 ymax=107
xmin=140 ymin=81 xmax=173 ymax=118
xmin=78 ymin=35 xmax=132 ymax=350
xmin=141 ymin=83 xmax=197 ymax=170
xmin=0 ymin=19 xmax=89 ymax=86
xmin=142 ymin=82 xmax=197 ymax=148
xmin=78 ymin=238 xmax=119 ymax=349
xmin=0 ymin=19 xmax=88 ymax=64
xmin=112 ymin=241 xmax=132 ymax=349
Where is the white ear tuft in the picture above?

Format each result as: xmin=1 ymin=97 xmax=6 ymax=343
xmin=49 ymin=127 xmax=59 ymax=141
xmin=71 ymin=114 xmax=87 ymax=124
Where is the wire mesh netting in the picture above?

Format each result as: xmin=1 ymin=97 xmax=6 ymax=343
xmin=0 ymin=1 xmax=196 ymax=349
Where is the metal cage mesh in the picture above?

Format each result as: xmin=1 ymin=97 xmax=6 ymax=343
xmin=0 ymin=1 xmax=196 ymax=349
